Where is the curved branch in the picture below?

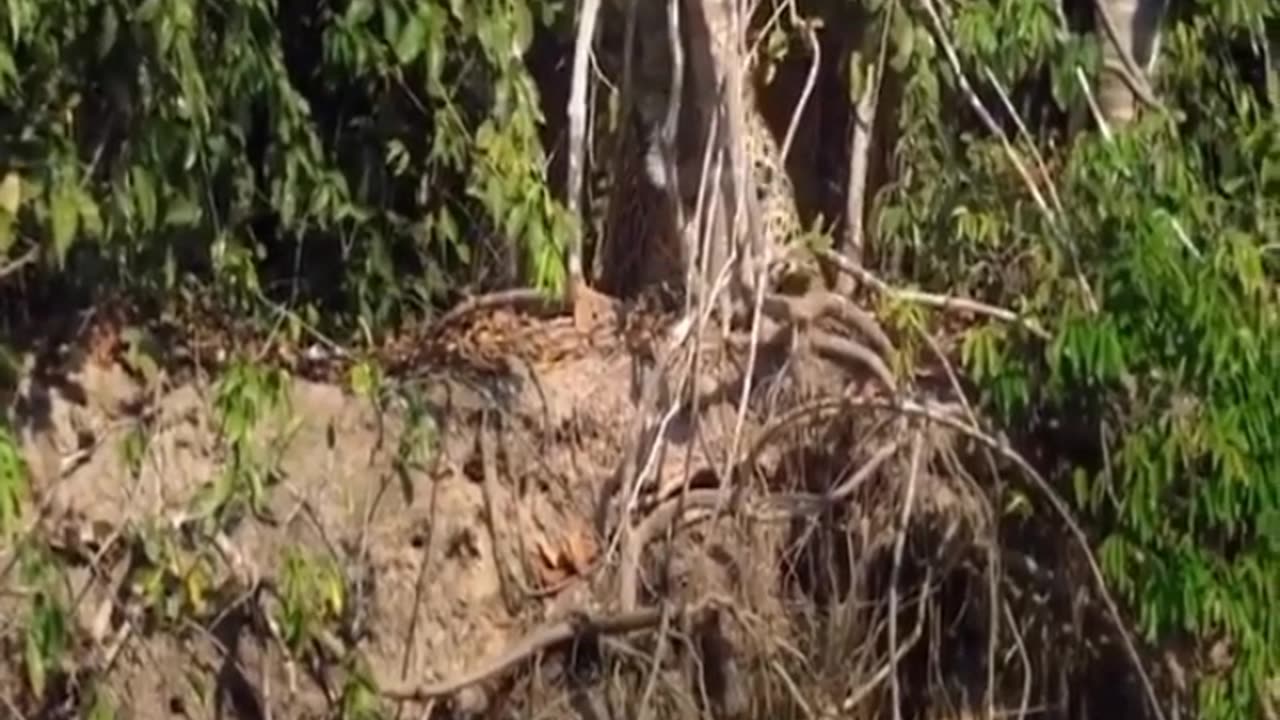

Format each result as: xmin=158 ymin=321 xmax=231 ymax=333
xmin=0 ymin=243 xmax=38 ymax=281
xmin=378 ymin=608 xmax=664 ymax=702
xmin=760 ymin=392 xmax=1168 ymax=720
xmin=620 ymin=439 xmax=902 ymax=611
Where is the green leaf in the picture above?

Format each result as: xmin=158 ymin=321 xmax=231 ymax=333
xmin=131 ymin=166 xmax=157 ymax=232
xmin=86 ymin=686 xmax=117 ymax=720
xmin=49 ymin=181 xmax=79 ymax=265
xmin=345 ymin=0 xmax=374 ymax=25
xmin=164 ymin=196 xmax=202 ymax=228
xmin=97 ymin=4 xmax=119 ymax=59
xmin=25 ymin=627 xmax=45 ymax=697
xmin=348 ymin=361 xmax=378 ymax=399
xmin=0 ymin=210 xmax=14 ymax=257
xmin=77 ymin=189 xmax=102 ymax=239
xmin=1072 ymin=467 xmax=1091 ymax=510
xmin=0 ymin=171 xmax=20 ymax=214
xmin=890 ymin=12 xmax=915 ymax=72
xmin=394 ymin=14 xmax=426 ymax=64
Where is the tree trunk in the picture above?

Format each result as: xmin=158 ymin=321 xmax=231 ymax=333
xmin=1094 ymin=0 xmax=1165 ymax=126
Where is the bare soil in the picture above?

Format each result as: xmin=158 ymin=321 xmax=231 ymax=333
xmin=0 ymin=297 xmax=1158 ymax=720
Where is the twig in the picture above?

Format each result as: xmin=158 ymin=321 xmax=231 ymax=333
xmin=0 ymin=691 xmax=27 ymax=720
xmin=770 ymin=659 xmax=816 ymax=719
xmin=0 ymin=243 xmax=38 ymax=280
xmin=982 ymin=64 xmax=1067 ymax=219
xmin=379 ymin=608 xmax=665 ymax=701
xmin=778 ymin=10 xmax=820 ymax=171
xmin=778 ymin=392 xmax=1169 ymax=720
xmin=841 ymin=565 xmax=934 ymax=711
xmin=1003 ymin=599 xmax=1033 ymax=720
xmin=916 ymin=316 xmax=1004 ymax=718
xmin=820 ymin=248 xmax=1051 ymax=340
xmin=1076 ymin=65 xmax=1114 ymax=141
xmin=636 ymin=602 xmax=676 ymax=720
xmin=434 ymin=287 xmax=567 ymax=328
xmin=621 ymin=439 xmax=900 ymax=611
xmin=889 ymin=431 xmax=924 ymax=720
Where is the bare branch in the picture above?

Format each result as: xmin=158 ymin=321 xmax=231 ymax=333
xmin=889 ymin=431 xmax=924 ymax=720
xmin=819 ymin=248 xmax=1051 ymax=340
xmin=774 ymin=392 xmax=1170 ymax=720
xmin=0 ymin=243 xmax=38 ymax=281
xmin=378 ymin=607 xmax=666 ymax=702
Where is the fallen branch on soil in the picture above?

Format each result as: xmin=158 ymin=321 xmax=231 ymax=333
xmin=376 ymin=605 xmax=678 ymax=703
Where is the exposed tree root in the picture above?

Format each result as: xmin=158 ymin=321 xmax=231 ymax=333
xmin=3 ymin=270 xmax=1170 ymax=720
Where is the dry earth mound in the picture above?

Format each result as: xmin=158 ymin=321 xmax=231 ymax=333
xmin=1 ymin=288 xmax=1146 ymax=719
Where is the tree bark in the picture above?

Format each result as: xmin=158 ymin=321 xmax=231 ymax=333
xmin=1094 ymin=0 xmax=1165 ymax=126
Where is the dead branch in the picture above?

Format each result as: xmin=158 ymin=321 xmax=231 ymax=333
xmin=889 ymin=432 xmax=925 ymax=720
xmin=840 ymin=566 xmax=933 ymax=713
xmin=771 ymin=391 xmax=1169 ymax=720
xmin=779 ymin=9 xmax=821 ymax=171
xmin=725 ymin=290 xmax=898 ymax=391
xmin=819 ymin=249 xmax=1051 ymax=340
xmin=0 ymin=243 xmax=38 ymax=281
xmin=620 ymin=438 xmax=901 ymax=612
xmin=378 ymin=607 xmax=666 ymax=702
xmin=756 ymin=289 xmax=896 ymax=358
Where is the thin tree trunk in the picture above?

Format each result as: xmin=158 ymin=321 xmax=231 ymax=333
xmin=567 ymin=0 xmax=604 ymax=295
xmin=1094 ymin=0 xmax=1165 ymax=126
xmin=838 ymin=20 xmax=888 ymax=291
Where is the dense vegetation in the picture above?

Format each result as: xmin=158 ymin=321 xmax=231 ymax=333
xmin=1 ymin=0 xmax=1277 ymax=718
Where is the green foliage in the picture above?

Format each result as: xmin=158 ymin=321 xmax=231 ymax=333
xmin=131 ymin=520 xmax=221 ymax=621
xmin=196 ymin=358 xmax=295 ymax=524
xmin=0 ymin=0 xmax=570 ymax=334
xmin=277 ymin=546 xmax=346 ymax=652
xmin=0 ymin=424 xmax=28 ymax=538
xmin=880 ymin=1 xmax=1280 ymax=717
xmin=340 ymin=659 xmax=386 ymax=720
xmin=18 ymin=544 xmax=69 ymax=699
xmin=1051 ymin=118 xmax=1279 ymax=719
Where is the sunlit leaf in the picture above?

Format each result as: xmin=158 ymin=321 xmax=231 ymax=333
xmin=49 ymin=181 xmax=79 ymax=265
